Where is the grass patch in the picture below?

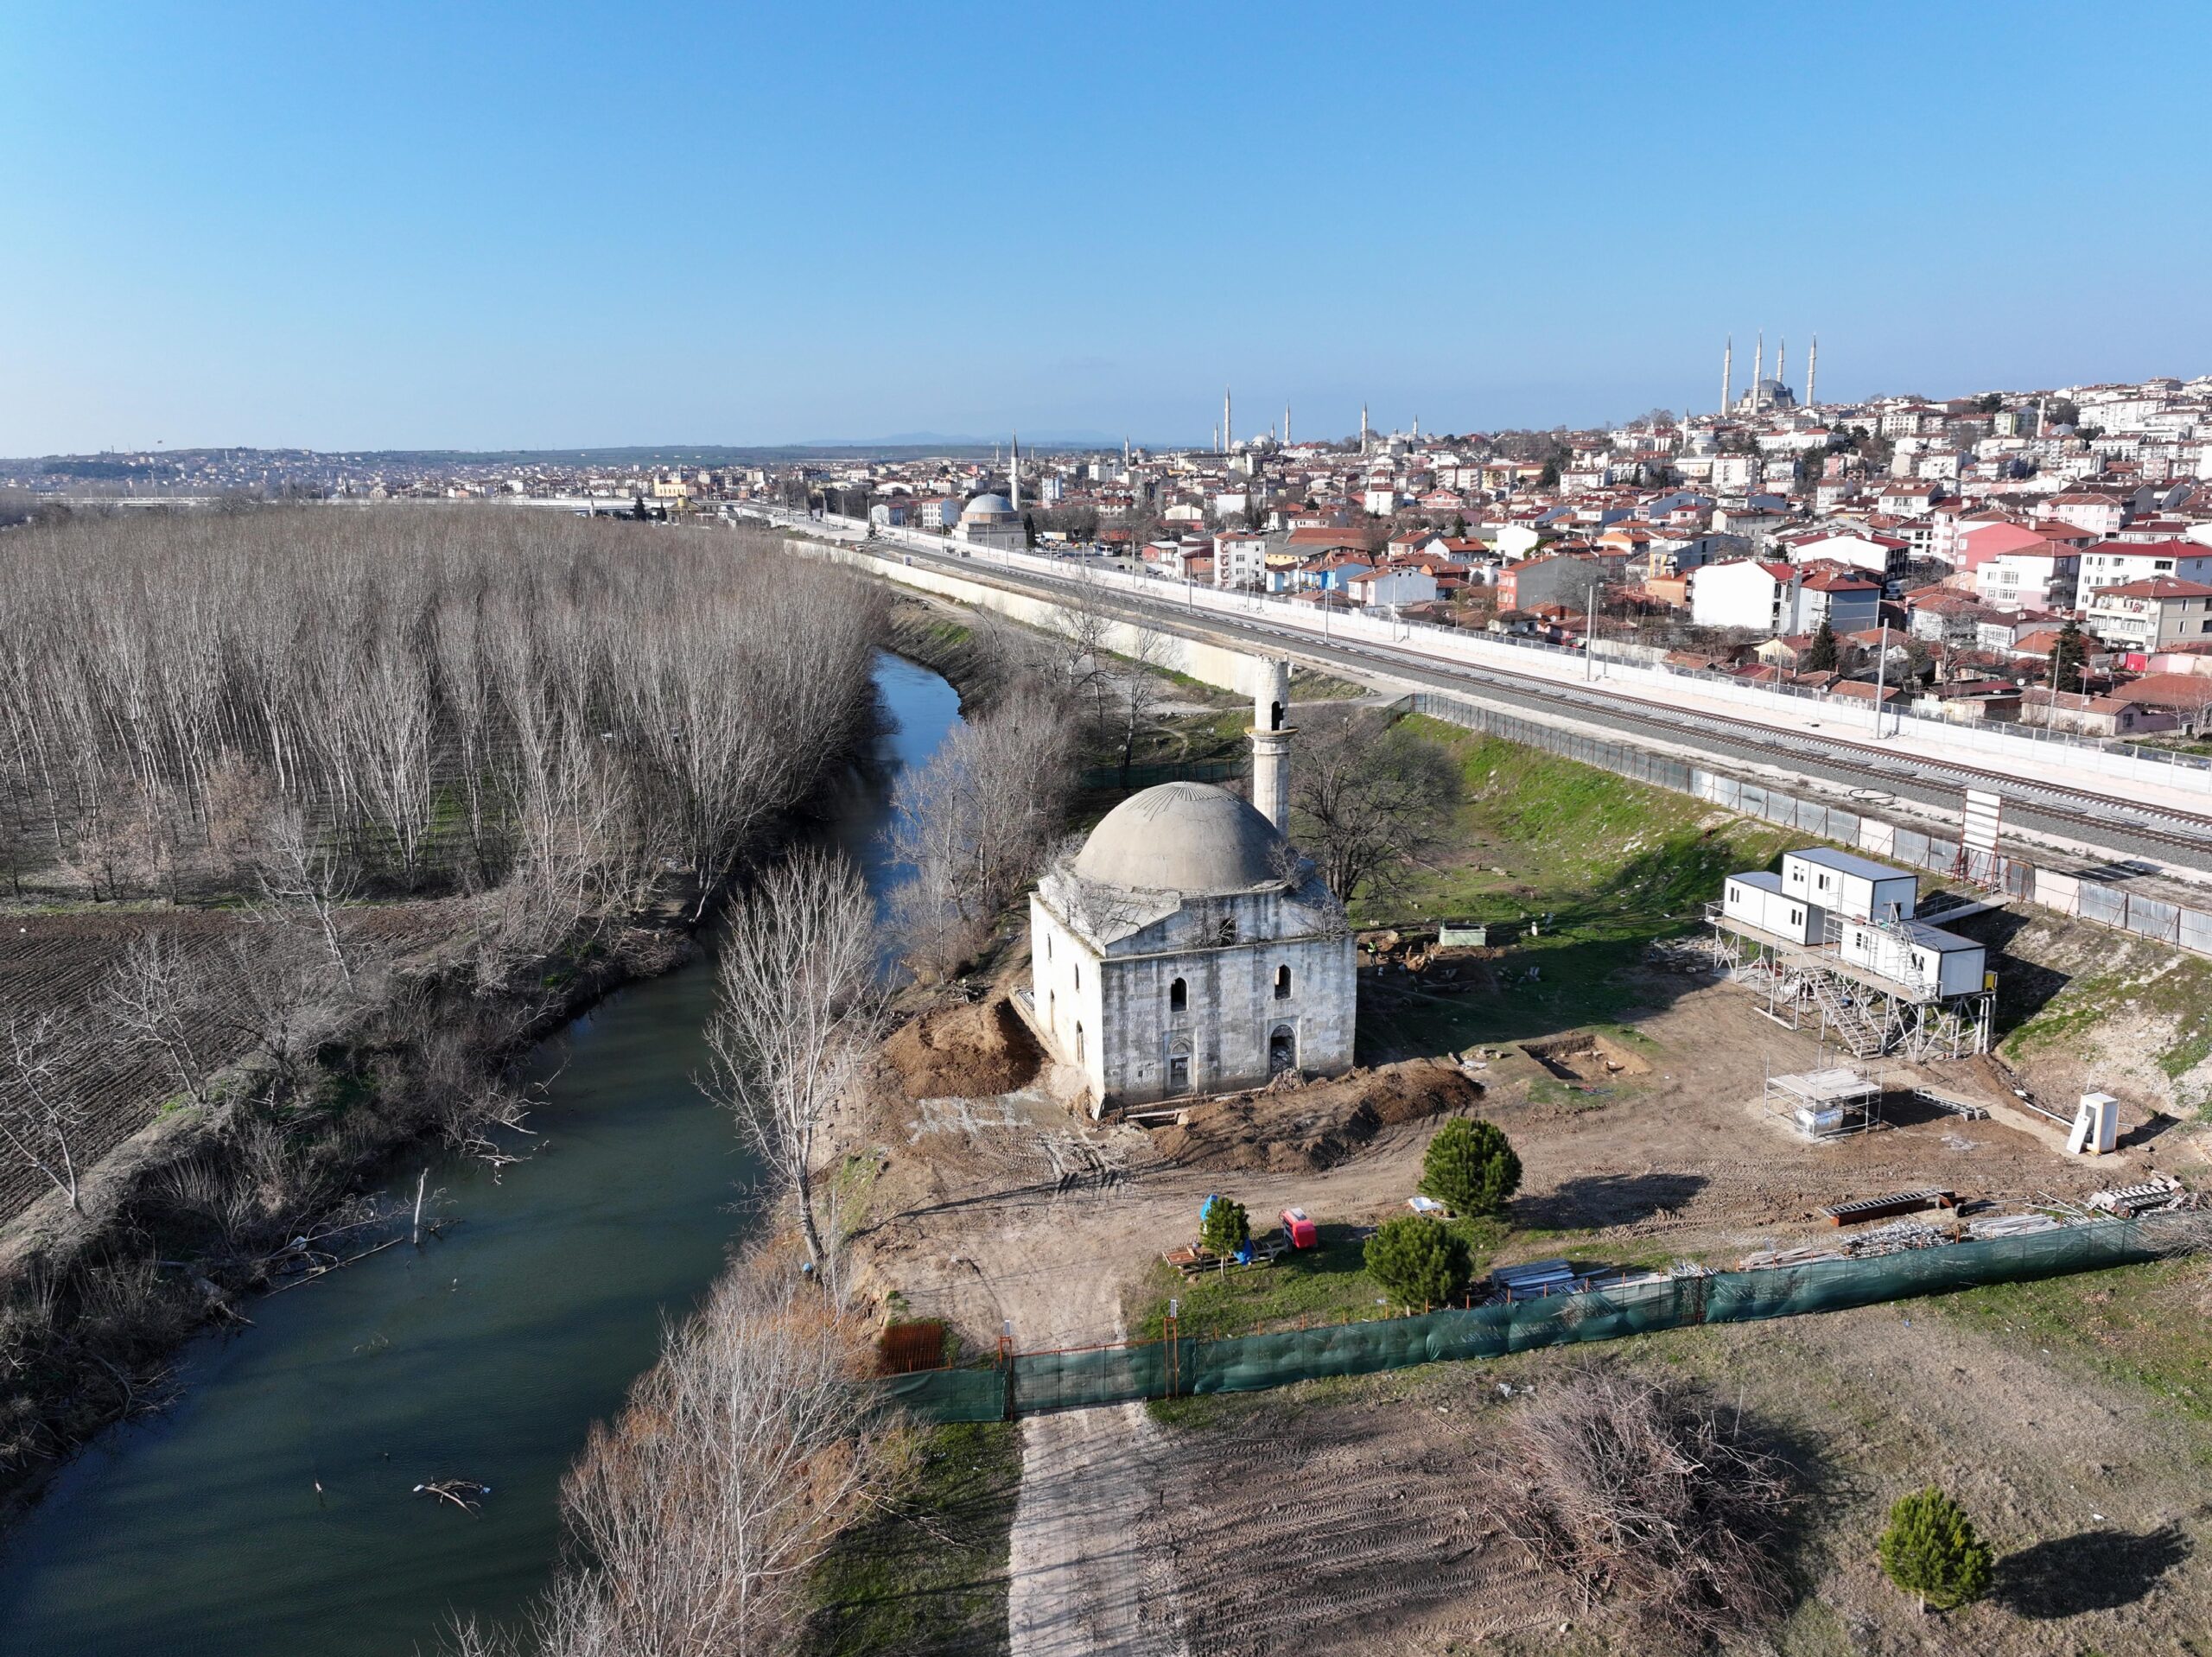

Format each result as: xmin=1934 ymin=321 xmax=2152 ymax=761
xmin=1349 ymin=718 xmax=1800 ymax=1057
xmin=1128 ymin=1219 xmax=1508 ymax=1341
xmin=804 ymin=1420 xmax=1022 ymax=1657
xmin=1930 ymin=1256 xmax=2212 ymax=1425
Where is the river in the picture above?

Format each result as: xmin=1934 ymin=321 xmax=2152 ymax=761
xmin=0 ymin=652 xmax=963 ymax=1655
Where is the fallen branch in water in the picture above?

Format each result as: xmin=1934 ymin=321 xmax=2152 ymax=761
xmin=416 ymin=1477 xmax=492 ymax=1514
xmin=265 ymin=1235 xmax=404 ymax=1294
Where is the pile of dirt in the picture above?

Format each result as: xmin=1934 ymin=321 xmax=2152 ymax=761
xmin=1148 ymin=1058 xmax=1481 ymax=1172
xmin=884 ymin=995 xmax=1043 ymax=1100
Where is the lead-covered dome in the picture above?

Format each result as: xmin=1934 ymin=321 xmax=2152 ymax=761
xmin=1072 ymin=782 xmax=1286 ymax=894
xmin=961 ymin=492 xmax=1017 ymax=521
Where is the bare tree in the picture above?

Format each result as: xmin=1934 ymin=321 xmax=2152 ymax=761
xmin=213 ymin=923 xmax=352 ymax=1088
xmin=0 ymin=1012 xmax=91 ymax=1213
xmin=702 ymin=853 xmax=882 ymax=1273
xmin=104 ymin=931 xmax=214 ymax=1108
xmin=1494 ymin=1368 xmax=1800 ymax=1649
xmin=1050 ymin=582 xmax=1116 ymax=731
xmin=888 ymin=696 xmax=1075 ymax=978
xmin=1116 ymin=626 xmax=1175 ymax=780
xmin=446 ymin=1248 xmax=894 ymax=1657
xmin=251 ymin=804 xmax=359 ymax=990
xmin=1290 ymin=707 xmax=1461 ymax=905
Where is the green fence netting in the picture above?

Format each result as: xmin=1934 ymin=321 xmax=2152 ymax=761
xmin=879 ymin=1216 xmax=2177 ymax=1423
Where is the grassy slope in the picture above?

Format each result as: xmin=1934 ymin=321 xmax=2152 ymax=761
xmin=805 ymin=1421 xmax=1022 ymax=1657
xmin=2000 ymin=939 xmax=2212 ymax=1111
xmin=1352 ymin=716 xmax=1797 ymax=1054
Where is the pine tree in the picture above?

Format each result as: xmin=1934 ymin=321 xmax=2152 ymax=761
xmin=1877 ymin=1486 xmax=1993 ymax=1613
xmin=1198 ymin=1195 xmax=1249 ymax=1258
xmin=1802 ymin=619 xmax=1840 ymax=672
xmin=2049 ymin=619 xmax=2089 ymax=694
xmin=1363 ymin=1213 xmax=1471 ymax=1307
xmin=1419 ymin=1118 xmax=1522 ymax=1217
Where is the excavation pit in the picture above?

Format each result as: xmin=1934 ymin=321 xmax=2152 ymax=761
xmin=1520 ymin=1032 xmax=1654 ymax=1084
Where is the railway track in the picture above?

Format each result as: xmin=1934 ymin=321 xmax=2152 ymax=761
xmin=862 ymin=531 xmax=2212 ymax=875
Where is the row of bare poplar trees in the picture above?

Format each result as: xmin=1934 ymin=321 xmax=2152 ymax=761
xmin=0 ymin=507 xmax=885 ymax=925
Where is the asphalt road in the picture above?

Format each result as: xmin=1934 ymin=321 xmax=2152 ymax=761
xmin=839 ymin=525 xmax=2212 ymax=877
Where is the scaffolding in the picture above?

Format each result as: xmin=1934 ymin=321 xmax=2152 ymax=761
xmin=1764 ymin=1063 xmax=1886 ymax=1139
xmin=1707 ymin=905 xmax=1994 ymax=1060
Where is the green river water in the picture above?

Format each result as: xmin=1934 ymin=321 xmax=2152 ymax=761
xmin=0 ymin=653 xmax=962 ymax=1655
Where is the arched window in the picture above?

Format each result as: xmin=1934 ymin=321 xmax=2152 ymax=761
xmin=1048 ymin=989 xmax=1056 ymax=1025
xmin=1274 ymin=964 xmax=1292 ymax=1000
xmin=1169 ymin=977 xmax=1187 ymax=1013
xmin=1075 ymin=1021 xmax=1085 ymax=1063
xmin=1073 ymin=962 xmax=1080 ymax=992
xmin=1044 ymin=931 xmax=1052 ymax=961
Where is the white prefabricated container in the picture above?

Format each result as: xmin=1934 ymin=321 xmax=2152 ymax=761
xmin=1720 ymin=871 xmax=1825 ymax=944
xmin=1781 ymin=848 xmax=1917 ymax=924
xmin=1839 ymin=917 xmax=1985 ymax=998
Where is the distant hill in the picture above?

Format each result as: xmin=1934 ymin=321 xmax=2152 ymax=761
xmin=2 ymin=435 xmax=1147 ymax=470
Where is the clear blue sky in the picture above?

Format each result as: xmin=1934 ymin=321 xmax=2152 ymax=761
xmin=4 ymin=0 xmax=2208 ymax=454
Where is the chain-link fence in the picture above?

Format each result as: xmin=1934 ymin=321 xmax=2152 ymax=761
xmin=879 ymin=1216 xmax=2177 ymax=1423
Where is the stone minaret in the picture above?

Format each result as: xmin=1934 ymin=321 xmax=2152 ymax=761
xmin=1223 ymin=387 xmax=1232 ymax=452
xmin=1360 ymin=403 xmax=1370 ymax=455
xmin=1777 ymin=338 xmax=1787 ymax=398
xmin=1010 ymin=431 xmax=1020 ymax=511
xmin=1751 ymin=333 xmax=1764 ymax=409
xmin=1722 ymin=335 xmax=1732 ymax=414
xmin=1284 ymin=402 xmax=1292 ymax=446
xmin=1249 ymin=657 xmax=1294 ymax=833
xmin=1806 ymin=335 xmax=1818 ymax=408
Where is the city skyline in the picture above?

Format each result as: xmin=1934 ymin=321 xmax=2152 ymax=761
xmin=3 ymin=1 xmax=2208 ymax=453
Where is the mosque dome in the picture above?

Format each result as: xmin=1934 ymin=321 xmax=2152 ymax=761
xmin=961 ymin=492 xmax=1017 ymax=522
xmin=1072 ymin=782 xmax=1287 ymax=894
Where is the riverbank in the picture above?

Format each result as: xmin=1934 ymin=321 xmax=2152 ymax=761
xmin=0 ymin=651 xmax=966 ymax=1654
xmin=0 ymin=643 xmax=912 ymax=1526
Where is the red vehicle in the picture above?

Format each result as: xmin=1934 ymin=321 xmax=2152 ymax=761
xmin=1280 ymin=1207 xmax=1318 ymax=1249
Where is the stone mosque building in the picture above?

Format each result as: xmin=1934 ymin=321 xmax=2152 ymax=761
xmin=1027 ymin=659 xmax=1357 ymax=1113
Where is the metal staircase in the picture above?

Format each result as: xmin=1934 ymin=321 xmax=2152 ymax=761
xmin=1805 ymin=975 xmax=1891 ymax=1057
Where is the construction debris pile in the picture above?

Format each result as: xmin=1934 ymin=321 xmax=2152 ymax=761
xmin=1742 ymin=1175 xmax=2201 ymax=1270
xmin=1356 ymin=926 xmax=1501 ymax=994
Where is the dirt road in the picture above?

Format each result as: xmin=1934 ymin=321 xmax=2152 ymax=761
xmin=1007 ymin=1404 xmax=1184 ymax=1657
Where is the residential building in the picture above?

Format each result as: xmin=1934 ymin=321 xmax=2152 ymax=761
xmin=2084 ymin=576 xmax=2212 ymax=653
xmin=1497 ymin=552 xmax=1603 ymax=614
xmin=1690 ymin=559 xmax=1800 ymax=633
xmin=1976 ymin=548 xmax=2080 ymax=612
xmin=2075 ymin=537 xmax=2212 ymax=596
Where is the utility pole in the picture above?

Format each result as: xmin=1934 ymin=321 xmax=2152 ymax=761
xmin=1872 ymin=619 xmax=1891 ymax=736
xmin=1586 ymin=574 xmax=1598 ymax=680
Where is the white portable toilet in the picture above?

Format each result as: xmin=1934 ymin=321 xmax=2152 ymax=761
xmin=2068 ymin=1091 xmax=2120 ymax=1156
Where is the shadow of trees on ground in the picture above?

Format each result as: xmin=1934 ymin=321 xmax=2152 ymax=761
xmin=1995 ymin=1521 xmax=2190 ymax=1618
xmin=1515 ymin=1171 xmax=1709 ymax=1230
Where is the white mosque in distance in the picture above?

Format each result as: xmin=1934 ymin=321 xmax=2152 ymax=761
xmin=1027 ymin=659 xmax=1357 ymax=1114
